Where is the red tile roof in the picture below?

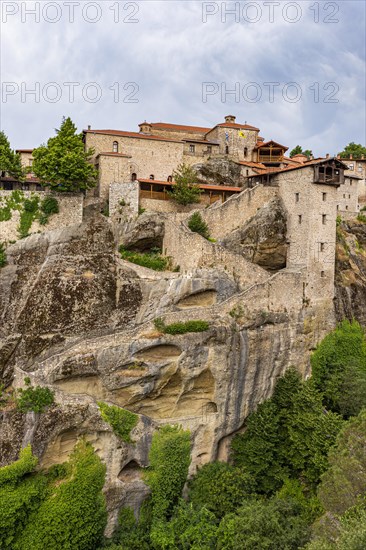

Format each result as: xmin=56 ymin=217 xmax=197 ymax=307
xmin=16 ymin=149 xmax=34 ymax=153
xmin=138 ymin=178 xmax=241 ymax=192
xmin=249 ymin=157 xmax=348 ymax=176
xmin=147 ymin=122 xmax=211 ymax=133
xmin=97 ymin=152 xmax=131 ymax=158
xmin=213 ymin=122 xmax=260 ymax=131
xmin=255 ymin=140 xmax=288 ymax=150
xmin=84 ymin=129 xmax=182 ymax=143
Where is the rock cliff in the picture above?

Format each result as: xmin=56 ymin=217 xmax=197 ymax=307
xmin=0 ymin=207 xmax=338 ymax=533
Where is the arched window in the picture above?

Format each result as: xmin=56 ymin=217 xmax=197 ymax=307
xmin=113 ymin=141 xmax=118 ymax=153
xmin=225 ymin=146 xmax=229 ymax=154
xmin=131 ymin=173 xmax=137 ymax=181
xmin=167 ymin=175 xmax=172 ymax=182
xmin=149 ymin=174 xmax=155 ymax=180
xmin=244 ymin=147 xmax=248 ymax=157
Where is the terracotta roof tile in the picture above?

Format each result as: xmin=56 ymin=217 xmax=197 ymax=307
xmin=84 ymin=129 xmax=182 ymax=143
xmin=148 ymin=122 xmax=211 ymax=133
xmin=214 ymin=122 xmax=260 ymax=131
xmin=138 ymin=179 xmax=241 ymax=192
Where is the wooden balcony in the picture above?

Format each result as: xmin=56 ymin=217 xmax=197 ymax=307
xmin=258 ymin=154 xmax=284 ymax=163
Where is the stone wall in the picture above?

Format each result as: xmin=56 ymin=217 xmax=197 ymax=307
xmin=336 ymin=176 xmax=359 ymax=213
xmin=201 ymin=184 xmax=278 ymax=239
xmin=109 ymin=182 xmax=139 ymax=221
xmin=163 ymin=217 xmax=269 ymax=290
xmin=0 ymin=191 xmax=83 ymax=244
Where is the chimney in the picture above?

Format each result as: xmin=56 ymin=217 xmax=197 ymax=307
xmin=350 ymin=154 xmax=353 ymax=159
xmin=362 ymin=155 xmax=365 ymax=160
xmin=87 ymin=125 xmax=91 ymax=130
xmin=225 ymin=115 xmax=236 ymax=124
xmin=326 ymin=153 xmax=330 ymax=159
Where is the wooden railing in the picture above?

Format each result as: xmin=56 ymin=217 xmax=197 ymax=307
xmin=258 ymin=155 xmax=284 ymax=163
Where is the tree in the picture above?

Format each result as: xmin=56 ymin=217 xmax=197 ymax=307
xmin=168 ymin=163 xmax=202 ymax=205
xmin=14 ymin=439 xmax=107 ymax=550
xmin=0 ymin=131 xmax=23 ymax=181
xmin=188 ymin=461 xmax=256 ymax=518
xmin=188 ymin=211 xmax=210 ymax=239
xmin=339 ymin=142 xmax=366 ymax=159
xmin=32 ymin=117 xmax=97 ymax=192
xmin=310 ymin=320 xmax=366 ymax=416
xmin=290 ymin=145 xmax=313 ymax=159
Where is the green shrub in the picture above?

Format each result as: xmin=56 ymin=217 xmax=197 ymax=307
xmin=153 ymin=318 xmax=210 ymax=335
xmin=23 ymin=198 xmax=39 ymax=213
xmin=0 ymin=446 xmax=48 ymax=549
xmin=310 ymin=320 xmax=366 ymax=416
xmin=38 ymin=214 xmax=49 ymax=226
xmin=40 ymin=196 xmax=59 ymax=215
xmin=14 ymin=439 xmax=107 ymax=550
xmin=188 ymin=461 xmax=256 ymax=518
xmin=0 ymin=242 xmax=7 ymax=268
xmin=357 ymin=213 xmax=366 ymax=223
xmin=0 ymin=445 xmax=38 ymax=486
xmin=168 ymin=164 xmax=202 ymax=206
xmin=119 ymin=246 xmax=170 ymax=271
xmin=15 ymin=379 xmax=54 ymax=413
xmin=144 ymin=425 xmax=191 ymax=524
xmin=98 ymin=402 xmax=138 ymax=443
xmin=0 ymin=204 xmax=11 ymax=222
xmin=187 ymin=212 xmax=210 ymax=239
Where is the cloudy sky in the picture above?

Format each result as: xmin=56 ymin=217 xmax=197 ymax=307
xmin=1 ymin=0 xmax=365 ymax=156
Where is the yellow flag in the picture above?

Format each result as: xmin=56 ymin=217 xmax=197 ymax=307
xmin=239 ymin=131 xmax=246 ymax=138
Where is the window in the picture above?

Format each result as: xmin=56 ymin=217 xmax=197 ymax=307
xmin=113 ymin=141 xmax=118 ymax=153
xmin=298 ymin=214 xmax=302 ymax=224
xmin=246 ymin=169 xmax=249 ymax=176
xmin=350 ymin=181 xmax=353 ymax=186
xmin=343 ymin=194 xmax=346 ymax=198
xmin=207 ymin=145 xmax=212 ymax=153
xmin=322 ymin=214 xmax=326 ymax=224
xmin=349 ymin=194 xmax=351 ymax=199
xmin=167 ymin=175 xmax=172 ymax=182
xmin=244 ymin=147 xmax=248 ymax=157
xmin=189 ymin=144 xmax=195 ymax=153
xmin=149 ymin=174 xmax=154 ymax=180
xmin=348 ymin=163 xmax=354 ymax=170
xmin=225 ymin=146 xmax=229 ymax=154
xmin=320 ymin=242 xmax=325 ymax=252
xmin=337 ymin=204 xmax=339 ymax=210
xmin=295 ymin=193 xmax=299 ymax=202
xmin=322 ymin=192 xmax=327 ymax=201
xmin=358 ymin=164 xmax=363 ymax=172
xmin=321 ymin=271 xmax=325 ymax=278
xmin=131 ymin=173 xmax=137 ymax=181
xmin=29 ymin=159 xmax=33 ymax=166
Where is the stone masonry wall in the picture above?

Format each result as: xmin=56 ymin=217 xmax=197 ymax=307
xmin=109 ymin=182 xmax=139 ymax=220
xmin=0 ymin=191 xmax=83 ymax=243
xmin=201 ymin=184 xmax=278 ymax=239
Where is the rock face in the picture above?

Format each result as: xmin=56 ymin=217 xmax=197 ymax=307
xmin=220 ymin=197 xmax=288 ymax=271
xmin=193 ymin=158 xmax=245 ymax=187
xmin=334 ymin=220 xmax=366 ymax=324
xmin=0 ymin=207 xmax=336 ymax=534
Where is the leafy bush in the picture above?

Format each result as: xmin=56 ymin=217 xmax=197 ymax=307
xmin=40 ymin=196 xmax=59 ymax=215
xmin=311 ymin=320 xmax=366 ymax=416
xmin=153 ymin=318 xmax=209 ymax=335
xmin=144 ymin=425 xmax=191 ymax=525
xmin=168 ymin=164 xmax=201 ymax=205
xmin=0 ymin=445 xmax=38 ymax=486
xmin=14 ymin=439 xmax=107 ymax=550
xmin=119 ymin=246 xmax=170 ymax=271
xmin=231 ymin=369 xmax=344 ymax=493
xmin=0 ymin=242 xmax=6 ymax=268
xmin=0 ymin=446 xmax=48 ymax=549
xmin=98 ymin=402 xmax=138 ymax=443
xmin=188 ymin=461 xmax=256 ymax=518
xmin=357 ymin=213 xmax=366 ymax=223
xmin=187 ymin=211 xmax=210 ymax=239
xmin=15 ymin=379 xmax=54 ymax=413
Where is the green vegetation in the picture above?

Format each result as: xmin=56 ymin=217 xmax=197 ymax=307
xmin=32 ymin=116 xmax=97 ymax=192
xmin=231 ymin=368 xmax=343 ymax=493
xmin=357 ymin=213 xmax=366 ymax=223
xmin=14 ymin=440 xmax=107 ymax=550
xmin=290 ymin=145 xmax=313 ymax=159
xmin=339 ymin=142 xmax=366 ymax=159
xmin=0 ymin=242 xmax=6 ymax=267
xmin=15 ymin=378 xmax=55 ymax=413
xmin=187 ymin=211 xmax=210 ymax=239
xmin=0 ymin=131 xmax=24 ymax=181
xmin=168 ymin=163 xmax=202 ymax=205
xmin=98 ymin=402 xmax=138 ymax=443
xmin=119 ymin=246 xmax=172 ymax=271
xmin=0 ymin=190 xmax=59 ymax=238
xmin=311 ymin=320 xmax=366 ymax=416
xmin=144 ymin=425 xmax=191 ymax=546
xmin=153 ymin=317 xmax=210 ymax=335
